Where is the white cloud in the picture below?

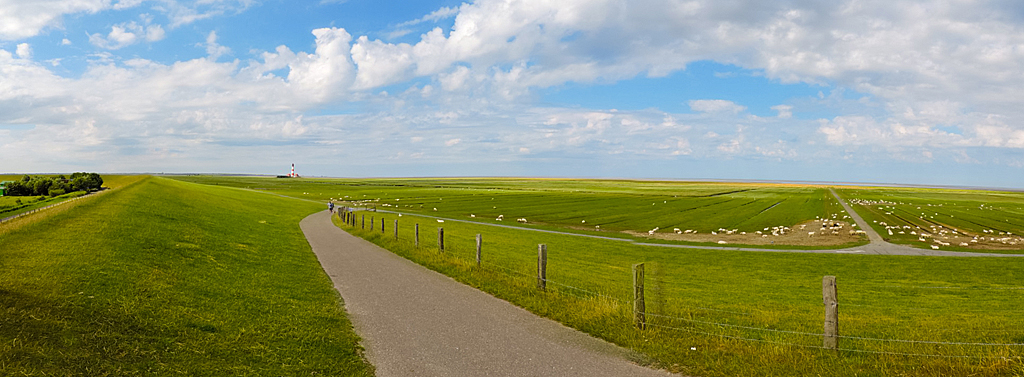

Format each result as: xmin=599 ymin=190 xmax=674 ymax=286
xmin=146 ymin=24 xmax=165 ymax=42
xmin=771 ymin=104 xmax=793 ymax=119
xmin=158 ymin=0 xmax=257 ymax=28
xmin=397 ymin=6 xmax=460 ymax=28
xmin=350 ymin=36 xmax=414 ymax=90
xmin=445 ymin=138 xmax=461 ymax=146
xmin=0 ymin=0 xmax=110 ymax=40
xmin=61 ymin=38 xmax=72 ymax=45
xmin=15 ymin=43 xmax=32 ymax=59
xmin=689 ymin=100 xmax=746 ymax=114
xmin=204 ymin=31 xmax=230 ymax=60
xmin=89 ymin=21 xmax=165 ymax=50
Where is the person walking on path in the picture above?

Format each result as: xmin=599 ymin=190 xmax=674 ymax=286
xmin=328 ymin=201 xmax=335 ymax=213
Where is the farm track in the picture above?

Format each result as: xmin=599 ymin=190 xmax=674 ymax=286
xmin=300 ymin=211 xmax=676 ymax=377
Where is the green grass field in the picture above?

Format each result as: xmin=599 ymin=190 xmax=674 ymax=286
xmin=838 ymin=187 xmax=1024 ymax=253
xmin=172 ymin=176 xmax=859 ymax=249
xmin=0 ymin=176 xmax=373 ymax=375
xmin=335 ymin=209 xmax=1024 ymax=376
xmin=172 ymin=175 xmax=1024 ymax=376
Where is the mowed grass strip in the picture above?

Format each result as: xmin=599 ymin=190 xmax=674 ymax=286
xmin=0 ymin=176 xmax=373 ymax=376
xmin=335 ymin=210 xmax=1024 ymax=377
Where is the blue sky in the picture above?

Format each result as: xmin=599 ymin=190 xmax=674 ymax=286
xmin=2 ymin=0 xmax=1024 ymax=188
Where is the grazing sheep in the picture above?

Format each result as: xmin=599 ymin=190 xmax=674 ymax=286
xmin=517 ymin=218 xmax=527 ymax=223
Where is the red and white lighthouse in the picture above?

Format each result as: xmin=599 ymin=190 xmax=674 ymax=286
xmin=289 ymin=163 xmax=296 ymax=178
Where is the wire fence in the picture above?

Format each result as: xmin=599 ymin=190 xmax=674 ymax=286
xmin=0 ymin=190 xmax=101 ymax=224
xmin=334 ymin=208 xmax=1024 ymax=360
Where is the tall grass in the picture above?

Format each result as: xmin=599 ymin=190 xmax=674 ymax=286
xmin=0 ymin=177 xmax=373 ymax=375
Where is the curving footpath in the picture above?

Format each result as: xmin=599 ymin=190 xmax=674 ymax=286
xmin=300 ymin=210 xmax=676 ymax=377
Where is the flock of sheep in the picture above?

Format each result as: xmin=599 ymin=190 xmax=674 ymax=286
xmin=852 ymin=197 xmax=1022 ymax=249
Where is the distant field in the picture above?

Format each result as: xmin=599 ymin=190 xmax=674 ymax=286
xmin=0 ymin=176 xmax=373 ymax=375
xmin=172 ymin=176 xmax=862 ymax=249
xmin=838 ymin=187 xmax=1024 ymax=252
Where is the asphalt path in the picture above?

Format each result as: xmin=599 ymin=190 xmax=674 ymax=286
xmin=301 ymin=210 xmax=676 ymax=377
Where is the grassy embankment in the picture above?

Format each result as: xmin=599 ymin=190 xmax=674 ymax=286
xmin=0 ymin=176 xmax=373 ymax=375
xmin=173 ymin=176 xmax=866 ymax=250
xmin=838 ymin=187 xmax=1024 ymax=253
xmin=333 ymin=209 xmax=1022 ymax=376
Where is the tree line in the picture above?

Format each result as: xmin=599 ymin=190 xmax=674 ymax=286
xmin=3 ymin=173 xmax=104 ymax=197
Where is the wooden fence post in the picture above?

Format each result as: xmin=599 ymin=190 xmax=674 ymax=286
xmin=381 ymin=217 xmax=385 ymax=233
xmin=633 ymin=263 xmax=646 ymax=330
xmin=823 ymin=275 xmax=838 ymax=350
xmin=415 ymin=224 xmax=419 ymax=247
xmin=438 ymin=227 xmax=444 ymax=251
xmin=394 ymin=219 xmax=398 ymax=240
xmin=370 ymin=216 xmax=374 ymax=230
xmin=476 ymin=234 xmax=482 ymax=266
xmin=537 ymin=244 xmax=547 ymax=290
xmin=361 ymin=214 xmax=365 ymax=229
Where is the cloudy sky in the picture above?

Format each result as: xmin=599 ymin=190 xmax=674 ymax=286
xmin=2 ymin=0 xmax=1024 ymax=188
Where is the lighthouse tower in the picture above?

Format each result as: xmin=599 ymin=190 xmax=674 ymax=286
xmin=289 ymin=163 xmax=297 ymax=178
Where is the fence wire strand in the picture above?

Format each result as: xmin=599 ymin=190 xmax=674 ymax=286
xmin=648 ymin=323 xmax=1018 ymax=359
xmin=646 ymin=313 xmax=821 ymax=336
